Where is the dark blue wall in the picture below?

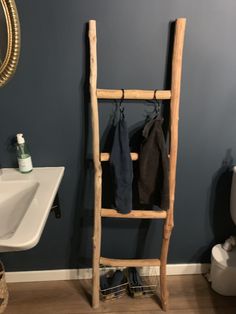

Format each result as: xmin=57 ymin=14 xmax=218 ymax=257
xmin=0 ymin=0 xmax=236 ymax=271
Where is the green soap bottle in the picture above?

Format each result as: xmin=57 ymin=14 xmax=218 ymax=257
xmin=16 ymin=133 xmax=33 ymax=173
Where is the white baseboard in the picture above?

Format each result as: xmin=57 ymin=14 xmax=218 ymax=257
xmin=5 ymin=263 xmax=210 ymax=283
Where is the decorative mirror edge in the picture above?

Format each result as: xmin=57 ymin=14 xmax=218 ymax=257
xmin=0 ymin=0 xmax=20 ymax=87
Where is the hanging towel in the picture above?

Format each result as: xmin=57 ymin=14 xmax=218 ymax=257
xmin=110 ymin=115 xmax=133 ymax=214
xmin=138 ymin=118 xmax=169 ymax=210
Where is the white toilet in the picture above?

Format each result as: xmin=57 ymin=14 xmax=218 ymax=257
xmin=210 ymin=166 xmax=236 ymax=296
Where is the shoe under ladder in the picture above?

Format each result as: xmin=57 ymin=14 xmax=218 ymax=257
xmin=89 ymin=18 xmax=186 ymax=311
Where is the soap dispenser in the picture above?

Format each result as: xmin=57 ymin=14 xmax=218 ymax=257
xmin=16 ymin=133 xmax=33 ymax=173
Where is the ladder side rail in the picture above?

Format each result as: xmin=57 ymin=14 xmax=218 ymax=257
xmin=168 ymin=19 xmax=186 ymax=230
xmin=89 ymin=19 xmax=102 ymax=309
xmin=160 ymin=18 xmax=186 ymax=311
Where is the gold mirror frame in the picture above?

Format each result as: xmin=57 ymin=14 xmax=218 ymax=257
xmin=0 ymin=0 xmax=20 ymax=87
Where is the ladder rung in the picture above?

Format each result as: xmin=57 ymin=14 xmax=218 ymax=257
xmin=100 ymin=257 xmax=161 ymax=267
xmin=97 ymin=89 xmax=171 ymax=100
xmin=101 ymin=152 xmax=138 ymax=161
xmin=101 ymin=208 xmax=167 ymax=219
xmin=100 ymin=152 xmax=170 ymax=161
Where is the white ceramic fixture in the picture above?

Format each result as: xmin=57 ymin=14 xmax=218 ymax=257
xmin=210 ymin=165 xmax=236 ymax=296
xmin=0 ymin=167 xmax=64 ymax=252
xmin=230 ymin=166 xmax=236 ymax=224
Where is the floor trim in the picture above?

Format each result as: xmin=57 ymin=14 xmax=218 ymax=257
xmin=5 ymin=263 xmax=210 ymax=283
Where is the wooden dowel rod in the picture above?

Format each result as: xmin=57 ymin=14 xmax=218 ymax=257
xmin=100 ymin=257 xmax=161 ymax=267
xmin=101 ymin=152 xmax=139 ymax=162
xmin=101 ymin=208 xmax=167 ymax=219
xmin=97 ymin=89 xmax=171 ymax=100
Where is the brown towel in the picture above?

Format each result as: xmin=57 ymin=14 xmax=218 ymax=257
xmin=138 ymin=118 xmax=169 ymax=210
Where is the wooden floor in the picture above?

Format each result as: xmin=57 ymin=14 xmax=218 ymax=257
xmin=4 ymin=275 xmax=236 ymax=314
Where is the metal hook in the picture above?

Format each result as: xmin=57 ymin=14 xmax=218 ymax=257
xmin=119 ymin=89 xmax=125 ymax=118
xmin=153 ymin=89 xmax=161 ymax=118
xmin=119 ymin=89 xmax=124 ymax=106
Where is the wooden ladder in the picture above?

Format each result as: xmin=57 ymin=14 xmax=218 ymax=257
xmin=89 ymin=18 xmax=186 ymax=311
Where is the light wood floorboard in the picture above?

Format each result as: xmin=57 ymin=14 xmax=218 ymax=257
xmin=4 ymin=275 xmax=236 ymax=314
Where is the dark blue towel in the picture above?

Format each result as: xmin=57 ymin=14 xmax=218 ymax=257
xmin=110 ymin=116 xmax=133 ymax=214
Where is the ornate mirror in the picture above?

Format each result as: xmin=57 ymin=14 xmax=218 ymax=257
xmin=0 ymin=0 xmax=20 ymax=87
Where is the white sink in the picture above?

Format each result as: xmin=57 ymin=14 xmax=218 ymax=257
xmin=0 ymin=167 xmax=64 ymax=252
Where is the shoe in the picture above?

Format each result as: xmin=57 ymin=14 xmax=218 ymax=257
xmin=100 ymin=270 xmax=127 ymax=300
xmin=126 ymin=267 xmax=144 ymax=297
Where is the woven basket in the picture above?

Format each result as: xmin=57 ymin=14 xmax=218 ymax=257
xmin=0 ymin=261 xmax=8 ymax=313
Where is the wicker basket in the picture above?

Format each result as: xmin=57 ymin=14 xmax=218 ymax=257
xmin=0 ymin=261 xmax=8 ymax=313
